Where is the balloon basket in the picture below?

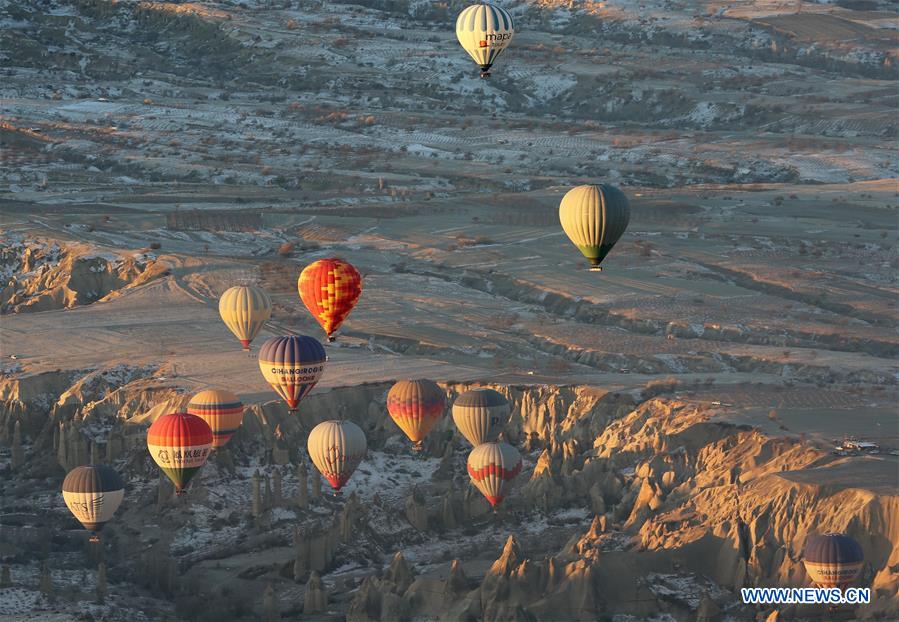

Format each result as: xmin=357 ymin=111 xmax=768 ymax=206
xmin=89 ymin=535 xmax=100 ymax=543
xmin=175 ymin=489 xmax=187 ymax=498
xmin=588 ymin=265 xmax=603 ymax=272
xmin=327 ymin=336 xmax=336 ymax=343
xmin=480 ymin=71 xmax=491 ymax=79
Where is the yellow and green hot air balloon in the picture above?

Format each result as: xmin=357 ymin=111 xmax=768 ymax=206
xmin=186 ymin=389 xmax=245 ymax=449
xmin=147 ymin=412 xmax=213 ymax=495
xmin=559 ymin=184 xmax=630 ymax=271
xmin=219 ymin=285 xmax=272 ymax=351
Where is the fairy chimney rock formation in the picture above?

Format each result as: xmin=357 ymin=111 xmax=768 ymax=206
xmin=303 ymin=570 xmax=328 ymax=614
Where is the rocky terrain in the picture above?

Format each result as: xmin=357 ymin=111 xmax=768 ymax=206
xmin=1 ymin=0 xmax=897 ymax=620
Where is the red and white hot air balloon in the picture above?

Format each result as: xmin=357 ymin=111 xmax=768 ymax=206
xmin=467 ymin=442 xmax=522 ymax=509
xmin=307 ymin=420 xmax=367 ymax=492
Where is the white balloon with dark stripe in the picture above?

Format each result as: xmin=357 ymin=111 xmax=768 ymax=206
xmin=62 ymin=465 xmax=124 ymax=540
xmin=452 ymin=388 xmax=510 ymax=446
xmin=456 ymin=3 xmax=515 ymax=78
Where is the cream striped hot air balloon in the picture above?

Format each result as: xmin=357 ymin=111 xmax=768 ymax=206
xmin=559 ymin=184 xmax=630 ymax=272
xmin=307 ymin=420 xmax=367 ymax=492
xmin=467 ymin=442 xmax=522 ymax=509
xmin=387 ymin=379 xmax=446 ymax=452
xmin=456 ymin=3 xmax=515 ymax=78
xmin=452 ymin=388 xmax=510 ymax=446
xmin=219 ymin=285 xmax=272 ymax=351
xmin=186 ymin=389 xmax=245 ymax=449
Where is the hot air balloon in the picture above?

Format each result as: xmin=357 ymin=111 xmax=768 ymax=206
xmin=467 ymin=442 xmax=522 ymax=509
xmin=186 ymin=389 xmax=245 ymax=449
xmin=452 ymin=388 xmax=510 ymax=446
xmin=559 ymin=184 xmax=630 ymax=271
xmin=803 ymin=533 xmax=864 ymax=590
xmin=387 ymin=379 xmax=446 ymax=452
xmin=298 ymin=258 xmax=363 ymax=342
xmin=147 ymin=412 xmax=213 ymax=495
xmin=258 ymin=336 xmax=327 ymax=411
xmin=62 ymin=465 xmax=124 ymax=542
xmin=307 ymin=420 xmax=367 ymax=492
xmin=219 ymin=284 xmax=272 ymax=351
xmin=456 ymin=3 xmax=514 ymax=78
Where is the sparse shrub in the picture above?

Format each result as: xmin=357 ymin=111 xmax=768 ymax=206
xmin=143 ymin=98 xmax=153 ymax=105
xmin=286 ymin=18 xmax=298 ymax=30
xmin=768 ymin=409 xmax=779 ymax=422
xmin=642 ymin=376 xmax=680 ymax=398
xmin=277 ymin=242 xmax=295 ymax=257
xmin=149 ymin=242 xmax=161 ymax=250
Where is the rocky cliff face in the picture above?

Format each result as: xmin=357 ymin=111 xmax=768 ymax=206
xmin=0 ymin=234 xmax=165 ymax=314
xmin=1 ymin=369 xmax=895 ymax=620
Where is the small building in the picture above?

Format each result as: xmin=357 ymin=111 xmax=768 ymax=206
xmin=841 ymin=440 xmax=879 ymax=454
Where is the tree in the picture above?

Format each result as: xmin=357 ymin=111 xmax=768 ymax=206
xmin=11 ymin=420 xmax=23 ymax=470
xmin=97 ymin=562 xmax=107 ymax=604
xmin=39 ymin=561 xmax=52 ymax=598
xmin=262 ymin=583 xmax=279 ymax=622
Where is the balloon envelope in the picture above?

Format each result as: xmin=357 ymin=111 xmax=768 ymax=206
xmin=559 ymin=184 xmax=630 ymax=270
xmin=456 ymin=3 xmax=515 ymax=77
xmin=307 ymin=420 xmax=367 ymax=491
xmin=62 ymin=465 xmax=124 ymax=536
xmin=452 ymin=388 xmax=510 ymax=446
xmin=219 ymin=285 xmax=272 ymax=350
xmin=187 ymin=389 xmax=244 ymax=449
xmin=258 ymin=336 xmax=327 ymax=411
xmin=387 ymin=379 xmax=446 ymax=448
xmin=803 ymin=533 xmax=864 ymax=589
xmin=298 ymin=258 xmax=363 ymax=341
xmin=147 ymin=412 xmax=213 ymax=493
xmin=467 ymin=442 xmax=522 ymax=507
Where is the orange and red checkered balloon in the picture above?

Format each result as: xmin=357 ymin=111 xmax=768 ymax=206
xmin=298 ymin=258 xmax=363 ymax=341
